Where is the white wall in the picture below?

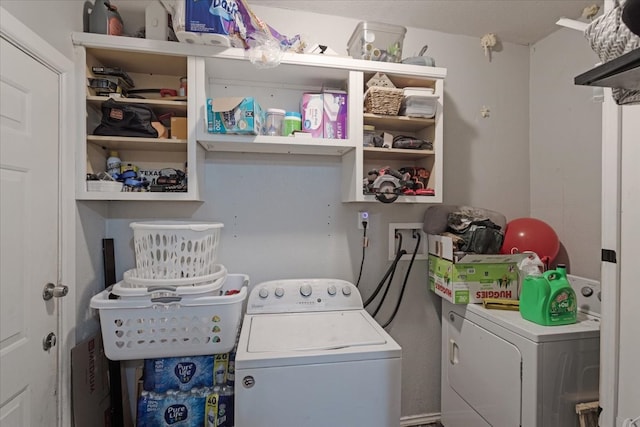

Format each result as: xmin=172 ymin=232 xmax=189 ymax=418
xmin=530 ymin=28 xmax=602 ymax=279
xmin=1 ymin=0 xmax=602 ymax=420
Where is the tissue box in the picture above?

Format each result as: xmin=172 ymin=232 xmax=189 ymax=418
xmin=323 ymin=90 xmax=348 ymax=139
xmin=207 ymin=97 xmax=264 ymax=135
xmin=428 ymin=234 xmax=529 ymax=304
xmin=301 ymin=93 xmax=324 ymax=138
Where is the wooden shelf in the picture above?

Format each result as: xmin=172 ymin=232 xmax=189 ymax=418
xmin=87 ymin=96 xmax=187 ymax=117
xmin=87 ymin=135 xmax=187 ymax=152
xmin=361 ymin=193 xmax=436 ymax=203
xmin=364 ymin=147 xmax=434 ymax=160
xmin=86 ymin=96 xmax=187 ymax=105
xmin=363 ymin=113 xmax=435 ymax=132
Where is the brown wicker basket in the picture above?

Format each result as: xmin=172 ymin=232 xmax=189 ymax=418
xmin=364 ymin=86 xmax=404 ymax=116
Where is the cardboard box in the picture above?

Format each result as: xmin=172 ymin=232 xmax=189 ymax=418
xmin=428 ymin=234 xmax=528 ymax=304
xmin=301 ymin=93 xmax=324 ymax=138
xmin=71 ymin=332 xmax=112 ymax=427
xmin=170 ymin=117 xmax=187 ymax=139
xmin=323 ymin=90 xmax=348 ymax=139
xmin=207 ymin=97 xmax=264 ymax=135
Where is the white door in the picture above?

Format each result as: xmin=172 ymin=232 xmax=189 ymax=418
xmin=617 ymin=104 xmax=640 ymax=424
xmin=0 ymin=37 xmax=61 ymax=426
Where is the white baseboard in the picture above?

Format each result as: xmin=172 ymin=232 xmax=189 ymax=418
xmin=400 ymin=412 xmax=441 ymax=426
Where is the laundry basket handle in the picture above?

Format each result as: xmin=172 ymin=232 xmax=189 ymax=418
xmin=151 ymin=296 xmax=182 ymax=304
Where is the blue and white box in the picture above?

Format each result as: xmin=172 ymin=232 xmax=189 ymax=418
xmin=137 ymin=388 xmax=210 ymax=427
xmin=143 ymin=356 xmax=215 ymax=393
xmin=207 ymin=97 xmax=265 ymax=135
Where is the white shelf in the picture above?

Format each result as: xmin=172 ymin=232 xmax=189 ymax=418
xmin=71 ymin=32 xmax=447 ymax=80
xmin=77 ymin=191 xmax=195 ymax=201
xmin=198 ymin=135 xmax=356 ymax=156
xmin=73 ymin=32 xmax=446 ymax=204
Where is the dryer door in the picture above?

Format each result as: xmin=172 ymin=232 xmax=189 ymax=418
xmin=447 ymin=310 xmax=522 ymax=427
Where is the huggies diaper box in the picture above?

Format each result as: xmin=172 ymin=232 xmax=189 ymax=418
xmin=207 ymin=97 xmax=265 ymax=135
xmin=428 ymin=234 xmax=529 ymax=304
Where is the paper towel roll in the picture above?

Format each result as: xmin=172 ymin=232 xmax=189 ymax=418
xmin=200 ymin=33 xmax=231 ymax=47
xmin=175 ymin=31 xmax=231 ymax=46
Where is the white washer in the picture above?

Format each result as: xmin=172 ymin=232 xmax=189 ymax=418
xmin=441 ymin=274 xmax=601 ymax=427
xmin=235 ymin=278 xmax=402 ymax=427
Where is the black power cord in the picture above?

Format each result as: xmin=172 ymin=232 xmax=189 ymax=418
xmin=371 ymin=232 xmax=406 ymax=317
xmin=355 ymin=221 xmax=368 ymax=288
xmin=381 ymin=230 xmax=422 ymax=328
xmin=364 ymin=232 xmax=406 ymax=308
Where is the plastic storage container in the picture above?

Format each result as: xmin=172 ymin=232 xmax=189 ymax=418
xmin=90 ymin=273 xmax=249 ymax=360
xmin=347 ymin=21 xmax=407 ymax=63
xmin=400 ymin=95 xmax=439 ymax=118
xmin=283 ymin=111 xmax=302 ymax=136
xmin=265 ymin=108 xmax=285 ymax=136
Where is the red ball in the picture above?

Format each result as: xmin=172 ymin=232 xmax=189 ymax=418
xmin=500 ymin=218 xmax=560 ymax=263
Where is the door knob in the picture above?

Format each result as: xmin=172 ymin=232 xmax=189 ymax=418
xmin=42 ymin=283 xmax=69 ymax=301
xmin=43 ymin=332 xmax=57 ymax=351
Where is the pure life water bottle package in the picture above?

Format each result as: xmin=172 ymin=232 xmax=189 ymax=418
xmin=163 ymin=0 xmax=304 ymax=67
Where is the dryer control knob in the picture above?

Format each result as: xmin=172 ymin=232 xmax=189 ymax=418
xmin=258 ymin=288 xmax=269 ymax=299
xmin=327 ymin=285 xmax=337 ymax=296
xmin=300 ymin=284 xmax=312 ymax=297
xmin=275 ymin=287 xmax=285 ymax=298
xmin=342 ymin=286 xmax=352 ymax=296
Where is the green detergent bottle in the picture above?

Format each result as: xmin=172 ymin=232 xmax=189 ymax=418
xmin=519 ymin=264 xmax=577 ymax=326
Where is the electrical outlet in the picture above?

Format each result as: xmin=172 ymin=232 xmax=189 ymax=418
xmin=358 ymin=211 xmax=369 ymax=229
xmin=388 ymin=223 xmax=427 ymax=261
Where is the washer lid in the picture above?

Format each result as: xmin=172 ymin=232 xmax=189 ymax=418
xmin=247 ymin=311 xmax=387 ymax=352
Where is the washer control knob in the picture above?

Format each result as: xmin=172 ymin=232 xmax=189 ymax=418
xmin=342 ymin=286 xmax=352 ymax=296
xmin=327 ymin=285 xmax=337 ymax=296
xmin=258 ymin=288 xmax=269 ymax=299
xmin=300 ymin=284 xmax=312 ymax=297
xmin=581 ymin=286 xmax=594 ymax=297
xmin=274 ymin=287 xmax=285 ymax=298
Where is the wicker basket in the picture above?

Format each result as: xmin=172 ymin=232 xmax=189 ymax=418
xmin=364 ymin=86 xmax=404 ymax=116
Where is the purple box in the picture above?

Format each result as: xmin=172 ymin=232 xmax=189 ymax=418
xmin=301 ymin=93 xmax=324 ymax=138
xmin=323 ymin=90 xmax=348 ymax=139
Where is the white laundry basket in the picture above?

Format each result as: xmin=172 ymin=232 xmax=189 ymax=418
xmin=121 ymin=264 xmax=227 ymax=289
xmin=130 ymin=221 xmax=223 ymax=278
xmin=112 ymin=265 xmax=227 ymax=298
xmin=90 ymin=273 xmax=248 ymax=360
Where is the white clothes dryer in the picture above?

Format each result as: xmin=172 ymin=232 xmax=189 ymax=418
xmin=235 ymin=278 xmax=402 ymax=427
xmin=441 ymin=274 xmax=601 ymax=427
